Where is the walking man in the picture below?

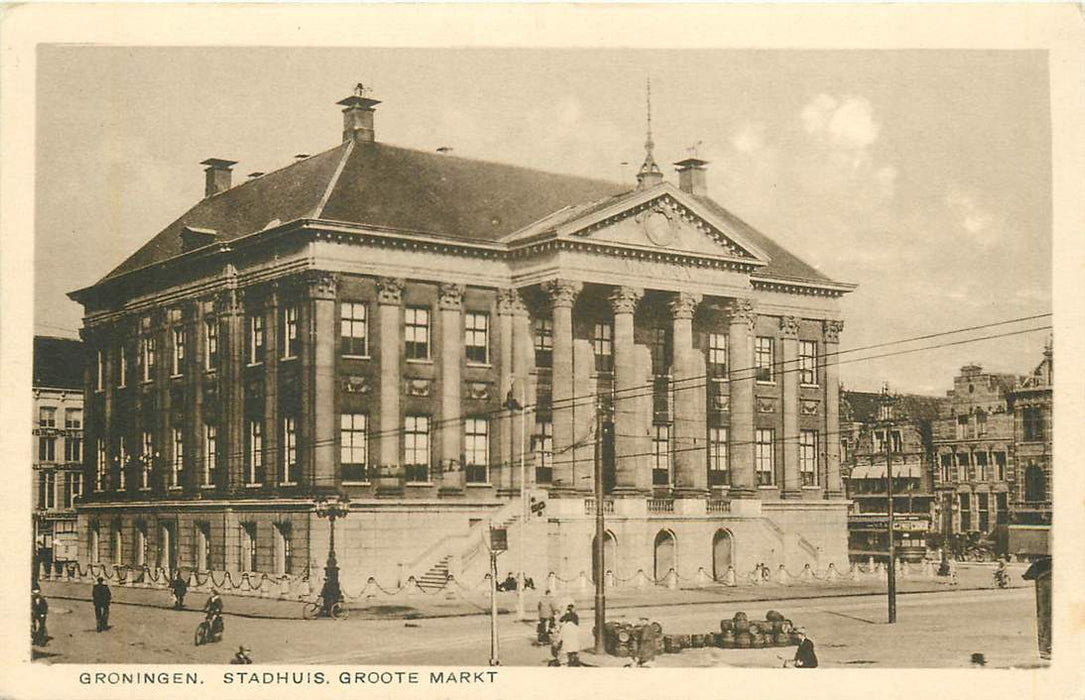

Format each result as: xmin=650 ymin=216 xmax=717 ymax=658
xmin=788 ymin=628 xmax=818 ymax=668
xmin=92 ymin=577 xmax=112 ymax=632
xmin=170 ymin=572 xmax=188 ymax=609
xmin=31 ymin=585 xmax=49 ymax=646
xmin=537 ymin=589 xmax=558 ymax=644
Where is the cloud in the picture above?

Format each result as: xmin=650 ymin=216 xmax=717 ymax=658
xmin=731 ymin=122 xmax=766 ymax=153
xmin=801 ymin=94 xmax=880 ymax=150
xmin=946 ymin=188 xmax=996 ymax=240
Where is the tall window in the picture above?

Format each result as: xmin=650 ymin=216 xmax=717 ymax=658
xmin=240 ymin=523 xmax=257 ymax=572
xmin=708 ymin=427 xmax=729 ymax=486
xmin=38 ymin=436 xmax=56 ymax=462
xmin=171 ymin=326 xmax=186 ymax=376
xmin=248 ymin=314 xmax=265 ymax=364
xmin=755 ymin=429 xmax=775 ymax=485
xmin=203 ymin=424 xmax=216 ymax=486
xmin=995 ymin=452 xmax=1007 ymax=481
xmin=404 ymin=415 xmax=430 ymax=482
xmin=465 ymin=312 xmax=490 ymax=364
xmin=65 ymin=408 xmax=82 ymax=430
xmin=64 ymin=436 xmax=83 ymax=463
xmin=140 ymin=432 xmax=153 ymax=489
xmin=95 ymin=349 xmax=105 ymax=391
xmin=533 ymin=318 xmax=553 ymax=368
xmin=799 ymin=340 xmax=818 ymax=385
xmin=940 ymin=453 xmax=953 ymax=483
xmin=650 ymin=328 xmax=671 ymax=375
xmin=140 ymin=337 xmax=156 ymax=383
xmin=707 ymin=333 xmax=728 ymax=376
xmin=1023 ymin=407 xmax=1044 ymax=441
xmin=975 ymin=451 xmax=989 ymax=481
xmin=978 ymin=493 xmax=990 ymax=532
xmin=533 ymin=421 xmax=553 ymax=483
xmin=652 ymin=424 xmax=671 ymax=485
xmin=955 ymin=414 xmax=969 ymax=440
xmin=66 ymin=472 xmax=84 ymax=507
xmin=247 ymin=420 xmax=263 ymax=485
xmin=1024 ymin=463 xmax=1045 ymax=502
xmin=592 ymin=321 xmax=614 ymax=372
xmin=40 ymin=471 xmax=56 ymax=509
xmin=341 ymin=414 xmax=369 ymax=482
xmin=340 ymin=302 xmax=368 ymax=356
xmin=204 ymin=318 xmax=219 ymax=371
xmin=282 ymin=417 xmax=297 ymax=484
xmin=39 ymin=407 xmax=56 ymax=427
xmin=95 ymin=439 xmax=106 ymax=491
xmin=405 ymin=307 xmax=430 ymax=361
xmin=117 ymin=344 xmax=128 ymax=388
xmin=117 ymin=436 xmax=127 ymax=491
xmin=282 ymin=304 xmax=299 ymax=359
xmin=956 ymin=452 xmax=970 ymax=482
xmin=799 ymin=430 xmax=818 ymax=486
xmin=959 ymin=493 xmax=971 ymax=531
xmin=464 ymin=418 xmax=490 ymax=484
xmin=755 ymin=337 xmax=774 ymax=382
xmin=170 ymin=428 xmax=184 ymax=488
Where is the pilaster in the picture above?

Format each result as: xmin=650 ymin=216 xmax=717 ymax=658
xmin=307 ymin=271 xmax=339 ymax=491
xmin=438 ymin=282 xmax=465 ymax=493
xmin=823 ymin=319 xmax=845 ymax=498
xmin=376 ymin=277 xmax=405 ymax=477
xmin=780 ymin=315 xmax=802 ymax=499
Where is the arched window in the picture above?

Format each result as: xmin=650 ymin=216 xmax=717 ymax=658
xmin=1025 ymin=463 xmax=1046 ymax=502
xmin=712 ymin=529 xmax=734 ymax=582
xmin=591 ymin=530 xmax=617 ymax=583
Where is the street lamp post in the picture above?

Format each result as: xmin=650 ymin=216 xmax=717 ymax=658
xmin=505 ymin=383 xmax=532 ymax=622
xmin=878 ymin=383 xmax=897 ymax=624
xmin=593 ymin=410 xmax=606 ymax=655
xmin=314 ymin=492 xmax=351 ymax=616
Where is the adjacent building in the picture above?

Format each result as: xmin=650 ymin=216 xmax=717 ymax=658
xmin=33 ymin=336 xmax=86 ymax=578
xmin=840 ymin=389 xmax=945 ymax=561
xmin=70 ymin=85 xmax=856 ymax=590
xmin=1007 ymin=340 xmax=1052 ymax=558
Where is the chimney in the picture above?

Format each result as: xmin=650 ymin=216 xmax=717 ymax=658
xmin=674 ymin=157 xmax=709 ymax=197
xmin=200 ymin=158 xmax=237 ymax=198
xmin=338 ymin=82 xmax=381 ymax=144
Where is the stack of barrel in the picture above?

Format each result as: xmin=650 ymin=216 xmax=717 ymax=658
xmin=661 ymin=611 xmax=800 ymax=653
xmin=603 ymin=620 xmax=665 ymax=658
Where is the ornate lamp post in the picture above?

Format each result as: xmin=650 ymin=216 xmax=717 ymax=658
xmin=878 ymin=383 xmax=897 ymax=623
xmin=314 ymin=492 xmax=351 ymax=615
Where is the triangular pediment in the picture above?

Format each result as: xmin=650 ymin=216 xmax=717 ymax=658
xmin=506 ymin=184 xmax=770 ymax=264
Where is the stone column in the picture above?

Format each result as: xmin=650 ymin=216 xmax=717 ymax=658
xmin=542 ymin=279 xmax=581 ymax=494
xmin=307 ymin=271 xmax=339 ymax=491
xmin=823 ymin=320 xmax=844 ymax=498
xmin=672 ymin=292 xmax=706 ymax=496
xmin=511 ymin=291 xmax=536 ymax=485
xmin=728 ymin=298 xmax=757 ymax=498
xmin=263 ymin=287 xmax=280 ymax=487
xmin=780 ymin=316 xmax=802 ymax=499
xmin=496 ymin=289 xmax=519 ymax=493
xmin=376 ymin=277 xmax=405 ymax=474
xmin=438 ymin=283 xmax=465 ymax=492
xmin=221 ymin=285 xmax=245 ymax=491
xmin=610 ymin=286 xmax=643 ymax=495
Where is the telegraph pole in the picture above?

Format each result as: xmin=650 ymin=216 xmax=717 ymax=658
xmin=593 ymin=411 xmax=606 ymax=654
xmin=880 ymin=383 xmax=897 ymax=624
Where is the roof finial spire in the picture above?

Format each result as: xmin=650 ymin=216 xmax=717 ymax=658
xmin=636 ymin=75 xmax=663 ymax=190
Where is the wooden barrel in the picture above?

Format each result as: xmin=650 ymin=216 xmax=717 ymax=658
xmin=766 ymin=609 xmax=785 ymax=622
xmin=650 ymin=621 xmax=663 ymax=635
xmin=676 ymin=634 xmax=691 ymax=649
xmin=720 ymin=619 xmax=734 ymax=633
xmin=774 ymin=632 xmax=791 ymax=647
xmin=691 ymin=634 xmax=704 ymax=648
xmin=615 ymin=645 xmax=630 ymax=658
xmin=779 ymin=620 xmax=793 ymax=634
xmin=733 ymin=617 xmax=750 ymax=633
xmin=788 ymin=631 xmax=802 ymax=645
xmin=748 ymin=622 xmax=762 ymax=636
xmin=617 ymin=628 xmax=632 ymax=643
xmin=662 ymin=635 xmax=678 ymax=653
xmin=721 ymin=629 xmax=735 ymax=648
xmin=735 ymin=632 xmax=753 ymax=649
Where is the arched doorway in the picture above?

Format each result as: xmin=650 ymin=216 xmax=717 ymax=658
xmin=591 ymin=530 xmax=617 ymax=583
xmin=653 ymin=530 xmax=677 ymax=584
xmin=712 ymin=529 xmax=734 ymax=581
xmin=1025 ymin=463 xmax=1045 ymax=502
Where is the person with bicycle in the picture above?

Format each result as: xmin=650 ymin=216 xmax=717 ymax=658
xmin=203 ymin=588 xmax=225 ymax=640
xmin=319 ymin=571 xmax=343 ymax=618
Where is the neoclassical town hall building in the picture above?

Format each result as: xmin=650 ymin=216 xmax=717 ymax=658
xmin=71 ymin=86 xmax=855 ymax=590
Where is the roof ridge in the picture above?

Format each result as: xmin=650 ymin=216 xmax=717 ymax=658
xmin=314 ymin=139 xmax=355 ymax=218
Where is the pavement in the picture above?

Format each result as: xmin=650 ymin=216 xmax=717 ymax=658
xmin=38 ymin=561 xmax=1028 ymax=622
xmin=31 ymin=565 xmax=1045 ymax=668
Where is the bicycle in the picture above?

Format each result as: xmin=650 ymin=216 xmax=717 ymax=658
xmin=302 ymin=597 xmax=349 ymax=621
xmin=195 ymin=613 xmax=225 ymax=646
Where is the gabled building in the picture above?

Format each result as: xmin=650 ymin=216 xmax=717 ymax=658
xmin=840 ymin=389 xmax=946 ymax=561
xmin=70 ymin=85 xmax=855 ymax=589
xmin=33 ymin=336 xmax=86 ymax=578
xmin=1007 ymin=340 xmax=1052 ymax=558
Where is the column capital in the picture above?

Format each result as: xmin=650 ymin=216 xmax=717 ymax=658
xmin=542 ymin=279 xmax=582 ymax=310
xmin=823 ymin=319 xmax=845 ymax=344
xmin=304 ymin=270 xmax=339 ymax=301
xmin=608 ymin=286 xmax=644 ymax=315
xmin=376 ymin=277 xmax=406 ymax=306
xmin=727 ymin=298 xmax=756 ymax=331
xmin=438 ymin=282 xmax=464 ymax=311
xmin=496 ymin=288 xmax=527 ymax=316
xmin=780 ymin=315 xmax=801 ymax=339
xmin=214 ymin=288 xmax=244 ymax=317
xmin=669 ymin=291 xmax=702 ymax=320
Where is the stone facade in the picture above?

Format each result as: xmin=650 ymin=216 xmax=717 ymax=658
xmin=1006 ymin=342 xmax=1052 ymax=558
xmin=70 ymin=88 xmax=855 ymax=589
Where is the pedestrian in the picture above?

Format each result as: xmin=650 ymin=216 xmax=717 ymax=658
xmin=789 ymin=628 xmax=818 ymax=668
xmin=634 ymin=618 xmax=658 ymax=667
xmin=231 ymin=645 xmax=253 ymax=664
xmin=170 ymin=572 xmax=188 ymax=609
xmin=537 ymin=589 xmax=558 ymax=644
xmin=31 ymin=585 xmax=49 ymax=646
xmin=92 ymin=577 xmax=112 ymax=632
xmin=558 ymin=603 xmax=581 ymax=666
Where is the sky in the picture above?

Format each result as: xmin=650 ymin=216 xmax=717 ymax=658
xmin=34 ymin=47 xmax=1052 ymax=394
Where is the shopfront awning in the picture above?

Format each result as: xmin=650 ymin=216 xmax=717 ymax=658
xmin=849 ymin=462 xmax=923 ymax=480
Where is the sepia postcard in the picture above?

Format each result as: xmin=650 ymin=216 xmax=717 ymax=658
xmin=0 ymin=4 xmax=1083 ymax=699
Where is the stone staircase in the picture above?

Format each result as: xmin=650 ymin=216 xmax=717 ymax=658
xmin=405 ymin=499 xmax=524 ymax=588
xmin=415 ymin=555 xmax=453 ymax=592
